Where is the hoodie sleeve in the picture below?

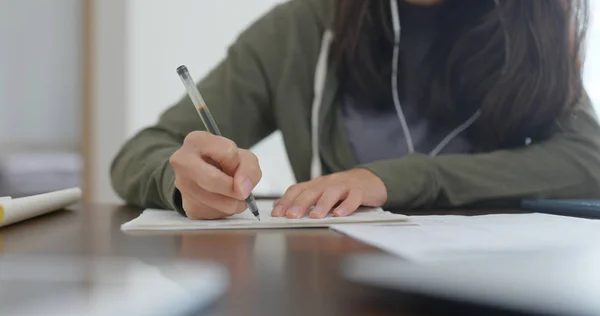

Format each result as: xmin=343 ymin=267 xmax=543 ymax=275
xmin=362 ymin=95 xmax=600 ymax=209
xmin=109 ymin=3 xmax=304 ymax=211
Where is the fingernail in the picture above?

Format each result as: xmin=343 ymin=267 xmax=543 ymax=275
xmin=240 ymin=179 xmax=253 ymax=198
xmin=272 ymin=205 xmax=285 ymax=217
xmin=333 ymin=208 xmax=347 ymax=217
xmin=310 ymin=206 xmax=325 ymax=218
xmin=287 ymin=206 xmax=302 ymax=218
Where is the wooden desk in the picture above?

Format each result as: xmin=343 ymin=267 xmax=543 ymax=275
xmin=0 ymin=205 xmax=520 ymax=316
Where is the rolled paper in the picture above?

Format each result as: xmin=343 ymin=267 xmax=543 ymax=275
xmin=0 ymin=188 xmax=82 ymax=228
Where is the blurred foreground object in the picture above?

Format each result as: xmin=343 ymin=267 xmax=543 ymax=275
xmin=0 ymin=255 xmax=229 ymax=316
xmin=342 ymin=249 xmax=600 ymax=316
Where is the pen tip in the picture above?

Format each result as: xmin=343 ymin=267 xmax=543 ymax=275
xmin=177 ymin=65 xmax=188 ymax=76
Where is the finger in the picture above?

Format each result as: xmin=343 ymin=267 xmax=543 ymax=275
xmin=171 ymin=150 xmax=236 ymax=197
xmin=185 ymin=131 xmax=241 ymax=175
xmin=233 ymin=150 xmax=262 ymax=199
xmin=193 ymin=187 xmax=247 ymax=215
xmin=310 ymin=186 xmax=347 ymax=219
xmin=191 ymin=159 xmax=237 ymax=197
xmin=181 ymin=192 xmax=230 ymax=220
xmin=286 ymin=189 xmax=323 ymax=219
xmin=333 ymin=189 xmax=364 ymax=217
xmin=177 ymin=177 xmax=246 ymax=215
xmin=270 ymin=199 xmax=281 ymax=215
xmin=272 ymin=183 xmax=305 ymax=217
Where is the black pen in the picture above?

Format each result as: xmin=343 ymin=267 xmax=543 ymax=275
xmin=177 ymin=65 xmax=260 ymax=219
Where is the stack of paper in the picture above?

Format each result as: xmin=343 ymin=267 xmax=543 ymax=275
xmin=332 ymin=213 xmax=600 ymax=262
xmin=121 ymin=200 xmax=409 ymax=231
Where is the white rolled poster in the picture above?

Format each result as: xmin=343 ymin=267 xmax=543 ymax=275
xmin=0 ymin=188 xmax=82 ymax=228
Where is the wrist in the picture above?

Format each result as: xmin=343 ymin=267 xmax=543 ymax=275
xmin=358 ymin=154 xmax=435 ymax=209
xmin=350 ymin=168 xmax=388 ymax=207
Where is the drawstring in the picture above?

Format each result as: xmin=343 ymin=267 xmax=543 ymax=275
xmin=389 ymin=0 xmax=415 ymax=153
xmin=429 ymin=111 xmax=481 ymax=157
xmin=389 ymin=0 xmax=480 ymax=157
xmin=310 ymin=30 xmax=334 ymax=179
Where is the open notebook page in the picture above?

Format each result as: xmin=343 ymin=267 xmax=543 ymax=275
xmin=121 ymin=200 xmax=408 ymax=231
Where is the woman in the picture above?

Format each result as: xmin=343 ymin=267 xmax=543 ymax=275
xmin=111 ymin=0 xmax=598 ymax=220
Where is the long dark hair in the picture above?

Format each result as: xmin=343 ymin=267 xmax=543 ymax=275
xmin=333 ymin=0 xmax=589 ymax=149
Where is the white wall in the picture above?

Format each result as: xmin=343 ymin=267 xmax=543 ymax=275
xmin=0 ymin=0 xmax=82 ymax=149
xmin=91 ymin=0 xmax=294 ymax=204
xmin=126 ymin=0 xmax=285 ymax=137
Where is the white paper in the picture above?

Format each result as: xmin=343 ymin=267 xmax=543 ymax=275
xmin=332 ymin=213 xmax=600 ymax=262
xmin=0 ymin=188 xmax=81 ymax=228
xmin=121 ymin=200 xmax=409 ymax=231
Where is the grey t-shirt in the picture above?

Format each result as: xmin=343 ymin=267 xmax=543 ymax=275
xmin=342 ymin=2 xmax=473 ymax=164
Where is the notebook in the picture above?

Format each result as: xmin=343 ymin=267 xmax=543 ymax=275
xmin=121 ymin=200 xmax=409 ymax=231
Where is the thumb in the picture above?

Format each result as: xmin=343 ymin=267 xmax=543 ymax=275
xmin=233 ymin=150 xmax=262 ymax=199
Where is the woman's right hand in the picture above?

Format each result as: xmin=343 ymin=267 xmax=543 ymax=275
xmin=169 ymin=131 xmax=262 ymax=220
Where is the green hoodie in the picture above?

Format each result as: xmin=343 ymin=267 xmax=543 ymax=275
xmin=110 ymin=0 xmax=600 ymax=212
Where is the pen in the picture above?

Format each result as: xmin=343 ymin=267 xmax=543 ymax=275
xmin=177 ymin=65 xmax=260 ymax=219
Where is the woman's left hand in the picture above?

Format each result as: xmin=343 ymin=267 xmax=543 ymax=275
xmin=271 ymin=169 xmax=388 ymax=219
